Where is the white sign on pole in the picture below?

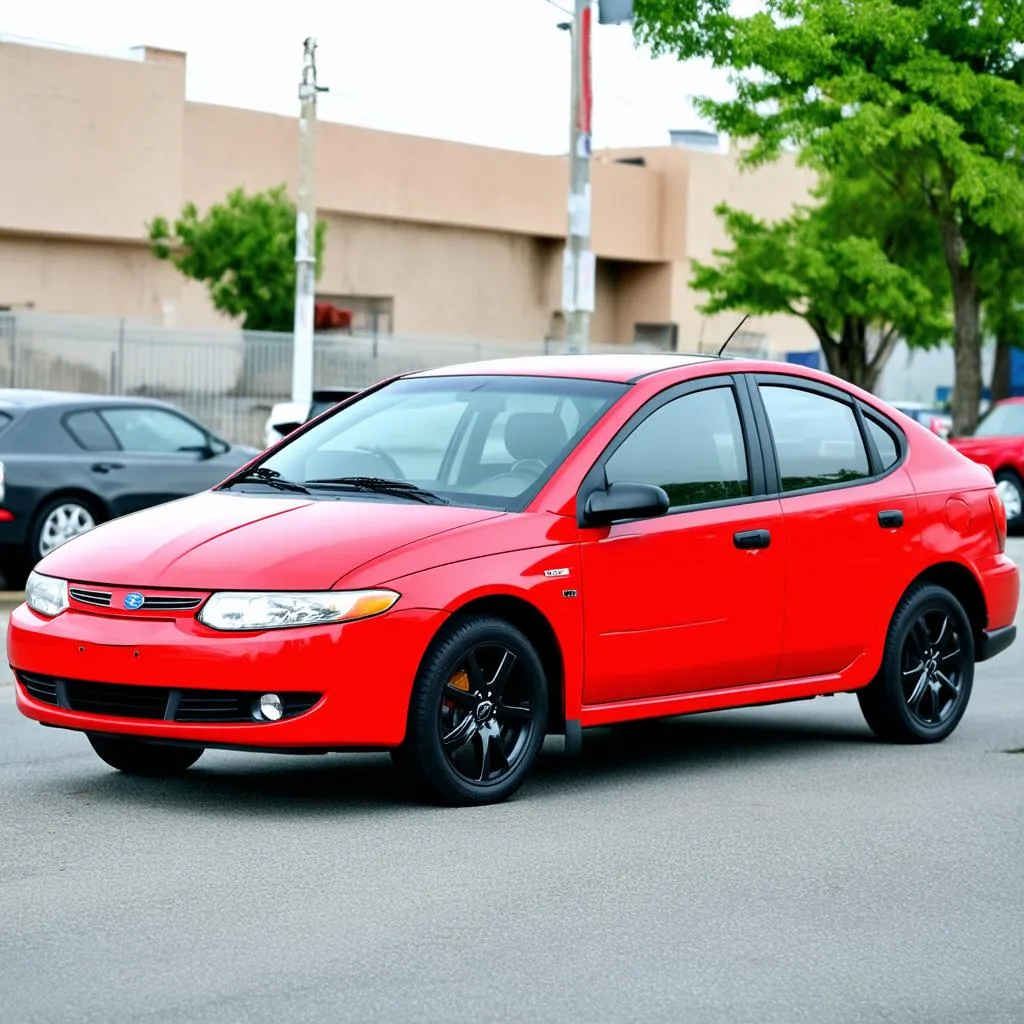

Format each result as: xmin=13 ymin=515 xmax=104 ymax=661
xmin=561 ymin=248 xmax=576 ymax=312
xmin=576 ymin=250 xmax=596 ymax=313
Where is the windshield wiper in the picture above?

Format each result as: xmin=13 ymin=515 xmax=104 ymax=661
xmin=226 ymin=466 xmax=311 ymax=494
xmin=306 ymin=476 xmax=449 ymax=505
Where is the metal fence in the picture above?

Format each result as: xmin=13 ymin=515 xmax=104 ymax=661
xmin=0 ymin=311 xmax=773 ymax=448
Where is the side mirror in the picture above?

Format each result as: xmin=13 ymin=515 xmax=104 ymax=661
xmin=582 ymin=481 xmax=670 ymax=527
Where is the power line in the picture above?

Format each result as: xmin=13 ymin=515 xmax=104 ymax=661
xmin=540 ymin=0 xmax=575 ymax=16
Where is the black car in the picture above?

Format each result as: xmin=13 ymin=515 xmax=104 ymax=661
xmin=0 ymin=389 xmax=258 ymax=588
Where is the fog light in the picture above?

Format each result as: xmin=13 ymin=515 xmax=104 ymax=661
xmin=254 ymin=693 xmax=284 ymax=722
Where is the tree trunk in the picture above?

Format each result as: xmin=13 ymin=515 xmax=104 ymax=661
xmin=991 ymin=339 xmax=1012 ymax=403
xmin=815 ymin=316 xmax=872 ymax=390
xmin=938 ymin=216 xmax=983 ymax=436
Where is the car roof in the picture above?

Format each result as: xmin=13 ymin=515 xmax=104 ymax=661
xmin=0 ymin=388 xmax=172 ymax=411
xmin=408 ymin=352 xmax=734 ymax=383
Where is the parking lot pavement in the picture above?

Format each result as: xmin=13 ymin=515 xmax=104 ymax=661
xmin=1 ymin=545 xmax=1022 ymax=1024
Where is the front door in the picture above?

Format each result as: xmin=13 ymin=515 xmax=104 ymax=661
xmin=578 ymin=378 xmax=787 ymax=706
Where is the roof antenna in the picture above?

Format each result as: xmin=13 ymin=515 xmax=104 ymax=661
xmin=717 ymin=313 xmax=750 ymax=357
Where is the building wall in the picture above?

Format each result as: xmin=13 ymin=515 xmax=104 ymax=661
xmin=0 ymin=39 xmax=819 ymax=355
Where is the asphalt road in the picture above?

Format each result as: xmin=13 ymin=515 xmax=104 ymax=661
xmin=1 ymin=546 xmax=1022 ymax=1024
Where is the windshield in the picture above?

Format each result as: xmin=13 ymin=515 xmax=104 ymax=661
xmin=973 ymin=402 xmax=1024 ymax=438
xmin=248 ymin=374 xmax=626 ymax=510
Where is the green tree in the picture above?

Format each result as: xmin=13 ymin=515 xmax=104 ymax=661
xmin=148 ymin=185 xmax=327 ymax=332
xmin=693 ymin=169 xmax=949 ymax=392
xmin=634 ymin=0 xmax=1024 ymax=435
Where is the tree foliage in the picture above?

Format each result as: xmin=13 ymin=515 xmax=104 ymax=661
xmin=634 ymin=0 xmax=1024 ymax=433
xmin=148 ymin=185 xmax=327 ymax=333
xmin=694 ymin=169 xmax=949 ymax=393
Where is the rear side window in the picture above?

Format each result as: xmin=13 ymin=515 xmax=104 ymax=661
xmin=0 ymin=411 xmax=11 ymax=435
xmin=759 ymin=385 xmax=870 ymax=492
xmin=65 ymin=410 xmax=119 ymax=451
xmin=865 ymin=417 xmax=900 ymax=471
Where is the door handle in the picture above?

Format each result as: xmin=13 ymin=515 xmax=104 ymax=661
xmin=90 ymin=462 xmax=125 ymax=474
xmin=734 ymin=529 xmax=771 ymax=550
xmin=878 ymin=510 xmax=904 ymax=529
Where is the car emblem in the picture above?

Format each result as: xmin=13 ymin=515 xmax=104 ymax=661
xmin=123 ymin=591 xmax=146 ymax=611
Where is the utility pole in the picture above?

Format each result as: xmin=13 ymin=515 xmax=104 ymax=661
xmin=291 ymin=37 xmax=327 ymax=405
xmin=562 ymin=0 xmax=594 ymax=354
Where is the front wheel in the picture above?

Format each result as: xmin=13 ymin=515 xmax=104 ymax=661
xmin=857 ymin=584 xmax=974 ymax=744
xmin=87 ymin=734 xmax=204 ymax=776
xmin=392 ymin=616 xmax=549 ymax=806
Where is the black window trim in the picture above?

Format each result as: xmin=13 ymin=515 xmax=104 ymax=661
xmin=576 ymin=373 xmax=770 ymax=526
xmin=746 ymin=373 xmax=908 ymax=498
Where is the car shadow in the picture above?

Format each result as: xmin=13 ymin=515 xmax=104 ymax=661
xmin=49 ymin=705 xmax=877 ymax=816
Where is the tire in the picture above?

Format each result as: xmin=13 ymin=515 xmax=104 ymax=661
xmin=392 ymin=616 xmax=549 ymax=806
xmin=857 ymin=584 xmax=974 ymax=744
xmin=30 ymin=496 xmax=100 ymax=563
xmin=87 ymin=734 xmax=204 ymax=776
xmin=994 ymin=469 xmax=1024 ymax=530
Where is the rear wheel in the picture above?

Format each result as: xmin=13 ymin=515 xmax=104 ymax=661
xmin=87 ymin=734 xmax=204 ymax=776
xmin=857 ymin=584 xmax=974 ymax=743
xmin=994 ymin=469 xmax=1023 ymax=529
xmin=392 ymin=616 xmax=548 ymax=806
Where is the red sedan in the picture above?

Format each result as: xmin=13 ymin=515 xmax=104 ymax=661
xmin=9 ymin=355 xmax=1019 ymax=805
xmin=949 ymin=397 xmax=1024 ymax=529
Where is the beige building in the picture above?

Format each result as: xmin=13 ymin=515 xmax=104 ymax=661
xmin=0 ymin=38 xmax=817 ymax=355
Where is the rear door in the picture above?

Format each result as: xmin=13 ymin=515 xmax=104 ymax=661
xmin=578 ymin=374 xmax=787 ymax=706
xmin=748 ymin=374 xmax=921 ymax=680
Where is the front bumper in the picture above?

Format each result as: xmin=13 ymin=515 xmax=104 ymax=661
xmin=8 ymin=602 xmax=448 ymax=749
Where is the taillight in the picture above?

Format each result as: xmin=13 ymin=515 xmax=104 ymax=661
xmin=989 ymin=493 xmax=1007 ymax=553
xmin=0 ymin=459 xmax=5 ymax=505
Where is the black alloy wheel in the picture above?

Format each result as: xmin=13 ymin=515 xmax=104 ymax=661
xmin=394 ymin=616 xmax=548 ymax=806
xmin=858 ymin=584 xmax=974 ymax=743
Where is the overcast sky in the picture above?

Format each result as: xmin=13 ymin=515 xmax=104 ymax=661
xmin=0 ymin=0 xmax=743 ymax=153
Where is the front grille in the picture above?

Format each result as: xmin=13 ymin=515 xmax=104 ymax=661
xmin=19 ymin=672 xmax=59 ymax=704
xmin=135 ymin=595 xmax=203 ymax=611
xmin=69 ymin=680 xmax=172 ymax=719
xmin=68 ymin=588 xmax=204 ymax=612
xmin=15 ymin=672 xmax=322 ymax=724
xmin=69 ymin=587 xmax=112 ymax=607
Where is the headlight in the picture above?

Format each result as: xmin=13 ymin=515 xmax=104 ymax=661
xmin=25 ymin=571 xmax=69 ymax=618
xmin=197 ymin=589 xmax=400 ymax=631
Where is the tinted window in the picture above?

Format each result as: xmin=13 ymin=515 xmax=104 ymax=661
xmin=866 ymin=417 xmax=900 ymax=471
xmin=760 ymin=385 xmax=870 ymax=491
xmin=0 ymin=411 xmax=11 ymax=435
xmin=260 ymin=375 xmax=625 ymax=510
xmin=101 ymin=407 xmax=208 ymax=453
xmin=64 ymin=410 xmax=119 ymax=451
xmin=973 ymin=401 xmax=1024 ymax=437
xmin=605 ymin=386 xmax=750 ymax=507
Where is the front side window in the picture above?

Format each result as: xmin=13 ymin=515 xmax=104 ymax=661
xmin=760 ymin=385 xmax=870 ymax=492
xmin=256 ymin=375 xmax=626 ymax=510
xmin=101 ymin=407 xmax=209 ymax=454
xmin=605 ymin=386 xmax=751 ymax=508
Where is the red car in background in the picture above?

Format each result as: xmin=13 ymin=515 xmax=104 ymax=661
xmin=949 ymin=397 xmax=1024 ymax=529
xmin=8 ymin=355 xmax=1020 ymax=806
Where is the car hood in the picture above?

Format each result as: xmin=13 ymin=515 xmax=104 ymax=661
xmin=36 ymin=490 xmax=505 ymax=591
